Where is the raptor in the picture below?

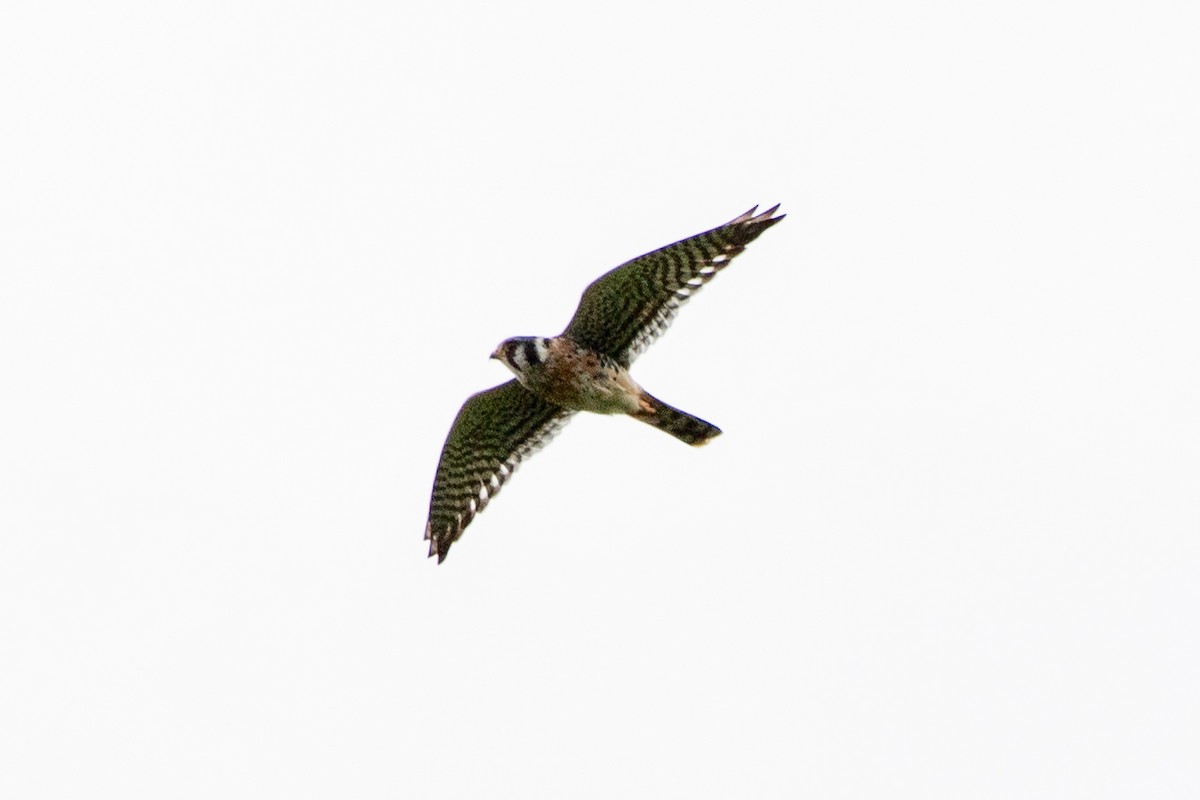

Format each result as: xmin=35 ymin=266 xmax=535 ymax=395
xmin=424 ymin=205 xmax=784 ymax=562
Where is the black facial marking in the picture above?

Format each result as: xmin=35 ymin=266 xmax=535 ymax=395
xmin=522 ymin=339 xmax=538 ymax=366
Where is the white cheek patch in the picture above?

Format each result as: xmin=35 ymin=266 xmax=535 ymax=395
xmin=534 ymin=337 xmax=550 ymax=362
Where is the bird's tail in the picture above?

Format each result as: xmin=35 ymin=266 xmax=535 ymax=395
xmin=631 ymin=392 xmax=722 ymax=446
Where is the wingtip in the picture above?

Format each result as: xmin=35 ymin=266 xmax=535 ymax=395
xmin=425 ymin=521 xmax=450 ymax=563
xmin=753 ymin=204 xmax=785 ymax=229
xmin=732 ymin=204 xmax=784 ymax=227
xmin=730 ymin=205 xmax=759 ymax=225
xmin=426 ymin=539 xmax=450 ymax=564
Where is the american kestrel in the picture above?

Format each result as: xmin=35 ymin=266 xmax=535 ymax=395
xmin=425 ymin=205 xmax=784 ymax=562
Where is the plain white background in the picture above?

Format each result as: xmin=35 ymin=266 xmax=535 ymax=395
xmin=2 ymin=1 xmax=1197 ymax=797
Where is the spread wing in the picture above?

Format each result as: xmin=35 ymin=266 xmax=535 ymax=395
xmin=425 ymin=380 xmax=574 ymax=562
xmin=562 ymin=205 xmax=784 ymax=367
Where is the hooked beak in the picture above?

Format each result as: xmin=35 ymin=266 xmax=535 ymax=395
xmin=489 ymin=345 xmax=503 ymax=360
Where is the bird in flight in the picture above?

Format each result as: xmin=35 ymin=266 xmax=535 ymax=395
xmin=424 ymin=205 xmax=784 ymax=562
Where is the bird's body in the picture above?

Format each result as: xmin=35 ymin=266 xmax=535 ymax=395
xmin=492 ymin=335 xmax=723 ymax=445
xmin=493 ymin=336 xmax=643 ymax=415
xmin=425 ymin=205 xmax=784 ymax=562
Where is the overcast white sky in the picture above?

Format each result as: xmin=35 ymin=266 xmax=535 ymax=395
xmin=2 ymin=1 xmax=1198 ymax=797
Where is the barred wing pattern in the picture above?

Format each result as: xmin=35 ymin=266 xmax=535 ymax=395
xmin=562 ymin=205 xmax=784 ymax=367
xmin=425 ymin=380 xmax=574 ymax=562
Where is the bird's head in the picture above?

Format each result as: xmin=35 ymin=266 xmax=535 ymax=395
xmin=491 ymin=336 xmax=550 ymax=377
